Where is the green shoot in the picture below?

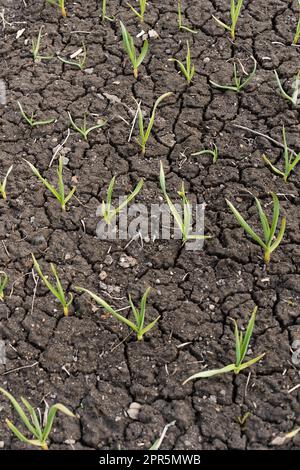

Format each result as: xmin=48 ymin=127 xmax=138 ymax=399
xmin=169 ymin=41 xmax=195 ymax=84
xmin=192 ymin=144 xmax=219 ymax=163
xmin=25 ymin=156 xmax=76 ymax=211
xmin=274 ymin=70 xmax=300 ymax=106
xmin=31 ymin=26 xmax=52 ymax=63
xmin=294 ymin=1 xmax=300 ymax=44
xmin=32 ymin=254 xmax=73 ymax=316
xmin=127 ymin=0 xmax=147 ymax=23
xmin=75 ymin=287 xmax=159 ymax=341
xmin=262 ymin=126 xmax=300 ymax=182
xmin=0 ymin=387 xmax=75 ymax=450
xmin=212 ymin=0 xmax=244 ymax=40
xmin=58 ymin=43 xmax=87 ymax=70
xmin=137 ymin=92 xmax=172 ymax=155
xmin=101 ymin=177 xmax=143 ymax=224
xmin=178 ymin=0 xmax=197 ymax=33
xmin=18 ymin=101 xmax=55 ymax=128
xmin=0 ymin=165 xmax=13 ymax=200
xmin=183 ymin=306 xmax=265 ymax=384
xmin=226 ymin=193 xmax=286 ymax=265
xmin=210 ymin=58 xmax=257 ymax=92
xmin=0 ymin=271 xmax=8 ymax=301
xmin=160 ymin=162 xmax=209 ymax=244
xmin=101 ymin=0 xmax=114 ymax=22
xmin=68 ymin=112 xmax=106 ymax=140
xmin=46 ymin=0 xmax=67 ymax=17
xmin=120 ymin=21 xmax=149 ymax=79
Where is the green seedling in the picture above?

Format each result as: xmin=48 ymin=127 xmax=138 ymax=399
xmin=192 ymin=144 xmax=219 ymax=163
xmin=25 ymin=156 xmax=76 ymax=211
xmin=101 ymin=0 xmax=114 ymax=22
xmin=183 ymin=307 xmax=265 ymax=384
xmin=169 ymin=41 xmax=195 ymax=84
xmin=274 ymin=70 xmax=300 ymax=106
xmin=58 ymin=43 xmax=87 ymax=70
xmin=32 ymin=254 xmax=73 ymax=316
xmin=0 ymin=272 xmax=8 ymax=301
xmin=0 ymin=165 xmax=13 ymax=200
xmin=18 ymin=101 xmax=55 ymax=128
xmin=101 ymin=177 xmax=143 ymax=224
xmin=226 ymin=193 xmax=286 ymax=264
xmin=46 ymin=0 xmax=67 ymax=17
xmin=178 ymin=0 xmax=197 ymax=33
xmin=76 ymin=286 xmax=159 ymax=341
xmin=262 ymin=126 xmax=300 ymax=182
xmin=160 ymin=162 xmax=209 ymax=244
xmin=212 ymin=0 xmax=244 ymax=40
xmin=127 ymin=0 xmax=147 ymax=23
xmin=31 ymin=26 xmax=52 ymax=63
xmin=237 ymin=412 xmax=251 ymax=430
xmin=120 ymin=21 xmax=149 ymax=79
xmin=136 ymin=92 xmax=172 ymax=155
xmin=68 ymin=112 xmax=106 ymax=140
xmin=0 ymin=387 xmax=74 ymax=450
xmin=210 ymin=58 xmax=257 ymax=92
xmin=294 ymin=1 xmax=300 ymax=44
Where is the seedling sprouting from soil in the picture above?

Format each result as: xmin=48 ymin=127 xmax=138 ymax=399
xmin=262 ymin=126 xmax=300 ymax=182
xmin=274 ymin=70 xmax=300 ymax=106
xmin=210 ymin=58 xmax=257 ymax=93
xmin=58 ymin=44 xmax=87 ymax=70
xmin=160 ymin=162 xmax=209 ymax=244
xmin=169 ymin=41 xmax=195 ymax=84
xmin=101 ymin=177 xmax=144 ymax=224
xmin=76 ymin=287 xmax=159 ymax=341
xmin=136 ymin=92 xmax=172 ymax=155
xmin=68 ymin=112 xmax=106 ymax=140
xmin=183 ymin=306 xmax=265 ymax=383
xmin=32 ymin=254 xmax=73 ymax=316
xmin=0 ymin=387 xmax=75 ymax=450
xmin=127 ymin=0 xmax=147 ymax=23
xmin=46 ymin=0 xmax=67 ymax=17
xmin=18 ymin=102 xmax=55 ymax=128
xmin=192 ymin=144 xmax=219 ymax=163
xmin=25 ymin=156 xmax=76 ymax=211
xmin=101 ymin=0 xmax=114 ymax=22
xmin=294 ymin=1 xmax=300 ymax=44
xmin=226 ymin=193 xmax=286 ymax=264
xmin=0 ymin=272 xmax=8 ymax=301
xmin=212 ymin=0 xmax=244 ymax=40
xmin=0 ymin=165 xmax=13 ymax=199
xmin=178 ymin=0 xmax=197 ymax=33
xmin=31 ymin=26 xmax=52 ymax=63
xmin=120 ymin=21 xmax=149 ymax=79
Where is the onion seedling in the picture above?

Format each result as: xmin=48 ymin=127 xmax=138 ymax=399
xmin=294 ymin=1 xmax=300 ymax=44
xmin=101 ymin=0 xmax=114 ymax=22
xmin=262 ymin=126 xmax=300 ymax=182
xmin=18 ymin=101 xmax=55 ymax=128
xmin=169 ymin=41 xmax=195 ymax=85
xmin=212 ymin=0 xmax=244 ymax=40
xmin=25 ymin=156 xmax=76 ymax=211
xmin=101 ymin=177 xmax=143 ymax=224
xmin=160 ymin=162 xmax=209 ymax=244
xmin=46 ymin=0 xmax=67 ymax=17
xmin=210 ymin=58 xmax=257 ymax=93
xmin=226 ymin=193 xmax=286 ymax=264
xmin=136 ymin=92 xmax=172 ymax=155
xmin=192 ymin=144 xmax=219 ymax=163
xmin=274 ymin=70 xmax=300 ymax=106
xmin=178 ymin=0 xmax=197 ymax=34
xmin=58 ymin=43 xmax=87 ymax=70
xmin=0 ymin=271 xmax=8 ymax=301
xmin=120 ymin=21 xmax=149 ymax=79
xmin=0 ymin=387 xmax=75 ymax=450
xmin=0 ymin=165 xmax=13 ymax=199
xmin=76 ymin=287 xmax=159 ymax=341
xmin=183 ymin=307 xmax=265 ymax=383
xmin=68 ymin=112 xmax=106 ymax=140
xmin=32 ymin=254 xmax=73 ymax=316
xmin=127 ymin=0 xmax=147 ymax=23
xmin=31 ymin=26 xmax=52 ymax=63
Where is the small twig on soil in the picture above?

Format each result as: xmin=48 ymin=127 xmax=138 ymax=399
xmin=49 ymin=129 xmax=71 ymax=167
xmin=30 ymin=268 xmax=39 ymax=315
xmin=2 ymin=240 xmax=10 ymax=259
xmin=110 ymin=331 xmax=133 ymax=352
xmin=9 ymin=272 xmax=31 ymax=298
xmin=244 ymin=371 xmax=251 ymax=397
xmin=288 ymin=383 xmax=300 ymax=394
xmin=128 ymin=100 xmax=141 ymax=143
xmin=2 ymin=361 xmax=38 ymax=375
